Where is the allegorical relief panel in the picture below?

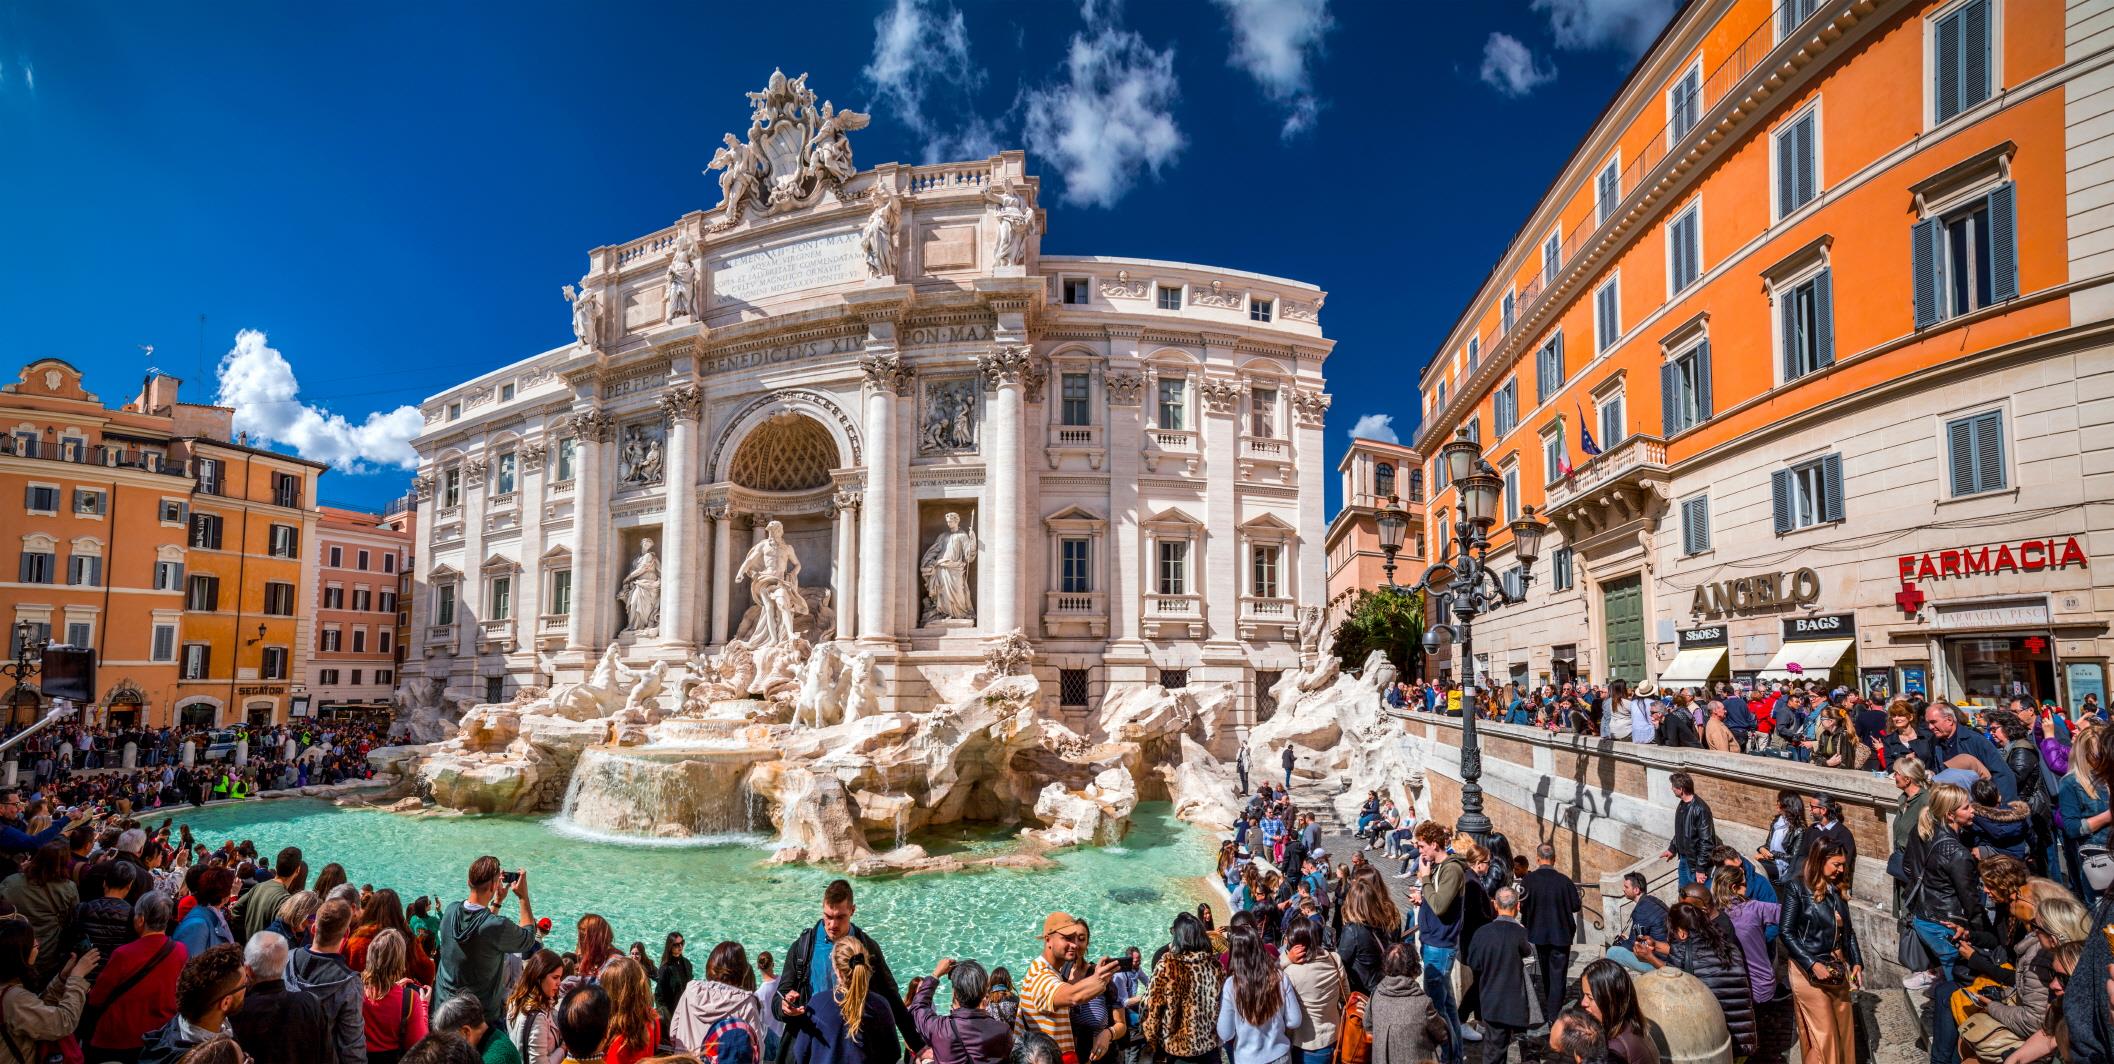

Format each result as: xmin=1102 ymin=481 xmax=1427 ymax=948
xmin=618 ymin=418 xmax=667 ymax=487
xmin=920 ymin=377 xmax=980 ymax=455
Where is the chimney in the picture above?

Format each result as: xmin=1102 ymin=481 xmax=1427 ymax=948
xmin=137 ymin=373 xmax=183 ymax=416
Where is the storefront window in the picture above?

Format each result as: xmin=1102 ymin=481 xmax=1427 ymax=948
xmin=1941 ymin=635 xmax=2054 ymax=706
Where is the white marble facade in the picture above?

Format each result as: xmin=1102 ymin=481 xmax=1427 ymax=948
xmin=405 ymin=73 xmax=1332 ymax=723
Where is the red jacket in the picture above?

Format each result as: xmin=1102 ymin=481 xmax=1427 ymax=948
xmin=362 ymin=980 xmax=431 ymax=1053
xmin=86 ymin=933 xmax=187 ymax=1050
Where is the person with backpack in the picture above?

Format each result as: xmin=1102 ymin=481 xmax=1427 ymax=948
xmin=907 ymin=958 xmax=1009 ymax=1064
xmin=360 ymin=929 xmax=430 ymax=1064
xmin=286 ymin=897 xmax=366 ymax=1064
xmin=84 ymin=891 xmax=187 ymax=1061
xmin=1280 ymin=922 xmax=1344 ymax=1064
xmin=670 ymin=941 xmax=764 ymax=1063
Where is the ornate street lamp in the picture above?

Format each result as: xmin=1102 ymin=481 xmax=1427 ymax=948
xmin=1421 ymin=431 xmax=1552 ymax=845
xmin=1374 ymin=495 xmax=1410 ymax=588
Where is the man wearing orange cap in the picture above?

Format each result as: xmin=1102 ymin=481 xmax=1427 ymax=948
xmin=1018 ymin=912 xmax=1120 ymax=1064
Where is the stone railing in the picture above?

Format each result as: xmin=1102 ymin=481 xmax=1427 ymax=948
xmin=1241 ymin=596 xmax=1294 ymax=619
xmin=1045 ymin=591 xmax=1105 ymax=615
xmin=539 ymin=614 xmax=569 ymax=633
xmin=906 ymin=162 xmax=993 ymax=195
xmin=1052 ymin=425 xmax=1100 ymax=447
xmin=1543 ymin=433 xmax=1668 ymax=513
xmin=1145 ymin=593 xmax=1203 ymax=618
xmin=425 ymin=624 xmax=457 ymax=647
xmin=615 ymin=227 xmax=680 ymax=268
xmin=1149 ymin=429 xmax=1197 ymax=452
xmin=1241 ymin=435 xmax=1288 ymax=459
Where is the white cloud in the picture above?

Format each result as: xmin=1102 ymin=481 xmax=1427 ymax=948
xmin=1349 ymin=413 xmax=1399 ymax=444
xmin=214 ymin=329 xmax=422 ymax=473
xmin=1479 ymin=33 xmax=1556 ymax=97
xmin=1024 ymin=25 xmax=1184 ymax=208
xmin=20 ymin=63 xmax=31 ymax=91
xmin=1213 ymin=0 xmax=1334 ymax=138
xmin=864 ymin=0 xmax=998 ymax=164
xmin=1530 ymin=0 xmax=1679 ymax=57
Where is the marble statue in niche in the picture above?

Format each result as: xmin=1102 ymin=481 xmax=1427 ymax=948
xmin=987 ymin=179 xmax=1035 ymax=268
xmin=619 ymin=422 xmax=665 ymax=487
xmin=619 ymin=539 xmax=662 ymax=636
xmin=920 ymin=511 xmax=978 ymax=624
xmin=737 ymin=519 xmax=809 ymax=650
xmin=921 ymin=378 xmax=979 ymax=455
xmin=666 ymin=235 xmax=704 ymax=320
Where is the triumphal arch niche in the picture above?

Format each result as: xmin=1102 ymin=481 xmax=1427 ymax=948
xmin=407 ymin=69 xmax=1335 ymax=723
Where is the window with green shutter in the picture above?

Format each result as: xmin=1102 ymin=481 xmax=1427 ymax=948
xmin=1946 ymin=410 xmax=2006 ymax=496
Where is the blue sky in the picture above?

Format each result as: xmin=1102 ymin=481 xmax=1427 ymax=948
xmin=0 ymin=0 xmax=1674 ymax=511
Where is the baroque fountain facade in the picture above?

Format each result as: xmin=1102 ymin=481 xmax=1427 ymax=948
xmin=390 ymin=72 xmax=1336 ymax=868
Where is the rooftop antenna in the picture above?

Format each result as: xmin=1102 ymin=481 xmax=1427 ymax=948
xmin=139 ymin=344 xmax=161 ymax=379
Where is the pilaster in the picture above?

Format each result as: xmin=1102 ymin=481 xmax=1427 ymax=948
xmin=568 ymin=405 xmax=614 ymax=651
xmin=858 ymin=353 xmax=907 ymax=646
xmin=1103 ymin=325 xmax=1148 ymax=668
xmin=658 ymin=381 xmax=703 ymax=649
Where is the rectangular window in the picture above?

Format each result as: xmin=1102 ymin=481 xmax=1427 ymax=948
xmin=271 ymin=472 xmax=300 ymax=508
xmin=1252 ymin=545 xmax=1281 ymax=599
xmin=1914 ymin=183 xmax=2018 ymax=327
xmin=379 ymin=590 xmax=397 ymax=613
xmin=1156 ymin=540 xmax=1189 ymax=596
xmin=1595 ymin=276 xmax=1620 ymax=353
xmin=1932 ymin=0 xmax=1995 ymax=124
xmin=486 ymin=676 xmax=505 ymax=704
xmin=442 ymin=468 xmax=461 ymax=507
xmin=1504 ymin=466 xmax=1521 ymax=522
xmin=1159 ymin=669 xmax=1189 ymax=690
xmin=159 ymin=499 xmax=187 ymax=524
xmin=23 ymin=486 xmax=57 ymax=513
xmin=1682 ymin=495 xmax=1712 ymax=554
xmin=383 ymin=553 xmax=396 ymax=574
xmin=1502 ymin=291 xmax=1516 ymax=331
xmin=1060 ymin=374 xmax=1091 ymax=427
xmin=318 ymin=669 xmax=339 ymax=686
xmin=320 ymin=628 xmax=342 ymax=652
xmin=1156 ymin=379 xmax=1186 ymax=431
xmin=185 ymin=574 xmax=220 ymax=611
xmin=1946 ymin=409 xmax=2007 ymax=496
xmin=1494 ymin=379 xmax=1518 ymax=437
xmin=1780 ymin=269 xmax=1836 ymax=380
xmin=1060 ymin=539 xmax=1091 ymax=594
xmin=154 ymin=560 xmax=184 ymax=591
xmin=268 ymin=524 xmax=299 ymax=559
xmin=64 ymin=622 xmax=90 ymax=648
xmin=351 ymin=629 xmax=366 ymax=653
xmin=194 ymin=458 xmax=223 ymax=496
xmin=1249 ymin=298 xmax=1274 ymax=322
xmin=1060 ymin=669 xmax=1090 ymax=707
xmin=490 ymin=576 xmax=512 ymax=620
xmin=329 ymin=546 xmax=343 ymax=568
xmin=1543 ymin=231 xmax=1562 ymax=279
xmin=1535 ymin=333 xmax=1566 ymax=404
xmin=1157 ymin=286 xmax=1181 ymax=310
xmin=1668 ymin=204 xmax=1702 ymax=294
xmin=1062 ymin=278 xmax=1091 ymax=305
xmin=323 ymin=586 xmax=344 ymax=609
xmin=1553 ymin=547 xmax=1575 ymax=591
xmin=1599 ymin=394 xmax=1626 ymax=450
xmin=1249 ymin=388 xmax=1277 ymax=438
xmin=263 ymin=582 xmax=294 ymax=616
xmin=1661 ymin=341 xmax=1714 ymax=435
xmin=72 ymin=489 xmax=105 ymax=515
xmin=555 ymin=439 xmax=577 ymax=481
xmin=1467 ymin=337 xmax=1480 ymax=373
xmin=500 ymin=383 xmax=515 ymax=401
xmin=181 ymin=644 xmax=210 ymax=680
xmin=495 ymin=452 xmax=517 ymax=495
xmin=447 ymin=402 xmax=462 ymax=421
xmin=350 ymin=669 xmax=362 ymax=686
xmin=17 ymin=552 xmax=52 ymax=584
xmin=66 ymin=555 xmax=101 ymax=587
xmin=151 ymin=625 xmax=176 ymax=663
xmin=261 ymin=647 xmax=287 ymax=680
xmin=1596 ymin=157 xmax=1621 ymax=224
xmin=353 ymin=588 xmax=371 ymax=611
xmin=1774 ymin=109 xmax=1820 ymax=217
xmin=435 ymin=585 xmax=456 ymax=625
xmin=1669 ymin=60 xmax=1703 ymax=142
xmin=379 ymin=631 xmax=392 ymax=653
xmin=1543 ymin=424 xmax=1568 ymax=484
xmin=1779 ymin=0 xmax=1822 ymax=37
xmin=550 ymin=570 xmax=572 ymax=616
xmin=377 ymin=670 xmax=392 ymax=686
xmin=356 ymin=550 xmax=370 ymax=571
xmin=1771 ymin=453 xmax=1846 ymax=532
xmin=188 ymin=513 xmax=222 ymax=550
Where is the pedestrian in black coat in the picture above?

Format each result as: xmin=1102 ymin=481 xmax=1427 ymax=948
xmin=1518 ymin=845 xmax=1582 ymax=1025
xmin=1460 ymin=887 xmax=1532 ymax=1064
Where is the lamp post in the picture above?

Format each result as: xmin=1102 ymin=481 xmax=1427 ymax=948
xmin=1419 ymin=427 xmax=1550 ymax=843
xmin=1 ymin=621 xmax=41 ymax=729
xmin=1374 ymin=495 xmax=1410 ymax=588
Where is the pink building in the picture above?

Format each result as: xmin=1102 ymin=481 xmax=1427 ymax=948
xmin=1324 ymin=437 xmax=1425 ymax=628
xmin=311 ymin=506 xmax=412 ymax=717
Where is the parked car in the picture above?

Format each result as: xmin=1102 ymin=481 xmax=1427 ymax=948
xmin=199 ymin=729 xmax=241 ymax=761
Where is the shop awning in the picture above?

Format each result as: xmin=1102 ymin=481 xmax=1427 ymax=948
xmin=1658 ymin=647 xmax=1728 ymax=685
xmin=1757 ymin=638 xmax=1855 ymax=680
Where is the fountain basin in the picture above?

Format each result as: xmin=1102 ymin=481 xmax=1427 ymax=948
xmin=558 ymin=745 xmax=776 ymax=841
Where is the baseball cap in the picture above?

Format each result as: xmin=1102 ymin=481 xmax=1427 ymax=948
xmin=1041 ymin=912 xmax=1085 ymax=938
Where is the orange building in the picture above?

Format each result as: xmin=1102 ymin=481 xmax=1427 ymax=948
xmin=311 ymin=505 xmax=412 ymax=716
xmin=1323 ymin=437 xmax=1426 ymax=628
xmin=1415 ymin=0 xmax=2111 ymax=705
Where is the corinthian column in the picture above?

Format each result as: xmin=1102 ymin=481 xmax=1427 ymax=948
xmin=658 ymin=382 xmax=703 ymax=649
xmin=979 ymin=346 xmax=1035 ymax=635
xmin=568 ymin=406 xmax=615 ymax=651
xmin=858 ymin=355 xmax=905 ymax=645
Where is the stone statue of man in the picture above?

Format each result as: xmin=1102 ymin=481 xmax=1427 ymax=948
xmin=920 ymin=511 xmax=977 ymax=624
xmin=619 ymin=539 xmax=662 ymax=634
xmin=736 ymin=519 xmax=807 ymax=648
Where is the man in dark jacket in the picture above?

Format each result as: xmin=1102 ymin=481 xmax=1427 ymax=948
xmin=1461 ymin=887 xmax=1532 ymax=1059
xmin=286 ymin=898 xmax=364 ymax=1064
xmin=1605 ymin=873 xmax=1667 ymax=972
xmin=230 ymin=930 xmax=336 ymax=1064
xmin=1658 ymin=773 xmax=1717 ymax=886
xmin=773 ymin=879 xmax=922 ymax=1063
xmin=139 ymin=943 xmax=247 ymax=1064
xmin=435 ymin=856 xmax=540 ymax=1030
xmin=1518 ymin=845 xmax=1581 ymax=1026
xmin=1281 ymin=746 xmax=1296 ymax=790
xmin=1650 ymin=704 xmax=1703 ymax=749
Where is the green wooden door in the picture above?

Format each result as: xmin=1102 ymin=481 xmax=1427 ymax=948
xmin=1603 ymin=575 xmax=1645 ymax=683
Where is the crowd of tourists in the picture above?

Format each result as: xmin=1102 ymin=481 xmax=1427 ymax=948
xmin=0 ymin=720 xmax=385 ymax=816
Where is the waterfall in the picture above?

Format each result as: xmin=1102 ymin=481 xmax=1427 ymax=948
xmin=555 ymin=746 xmax=772 ymax=845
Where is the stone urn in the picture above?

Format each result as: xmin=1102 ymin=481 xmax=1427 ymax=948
xmin=1631 ymin=965 xmax=1733 ymax=1063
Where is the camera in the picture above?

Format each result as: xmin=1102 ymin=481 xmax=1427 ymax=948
xmin=501 ymin=870 xmax=521 ymax=886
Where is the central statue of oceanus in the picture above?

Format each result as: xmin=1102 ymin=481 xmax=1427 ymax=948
xmin=737 ymin=520 xmax=809 ymax=649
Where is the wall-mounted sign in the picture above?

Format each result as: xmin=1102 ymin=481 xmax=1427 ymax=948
xmin=1901 ymin=665 xmax=1927 ymax=695
xmin=234 ymin=686 xmax=284 ymax=697
xmin=1898 ymin=537 xmax=2087 ymax=584
xmin=289 ymin=695 xmax=312 ymax=718
xmin=1783 ymin=612 xmax=1855 ymax=640
xmin=1692 ymin=568 xmax=1822 ymax=618
xmin=2068 ymin=663 xmax=2106 ymax=710
xmin=1676 ymin=626 xmax=1729 ymax=649
xmin=1932 ymin=602 xmax=2051 ymax=630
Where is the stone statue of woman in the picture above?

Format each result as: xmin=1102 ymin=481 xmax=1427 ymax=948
xmin=619 ymin=539 xmax=662 ymax=634
xmin=920 ymin=512 xmax=977 ymax=624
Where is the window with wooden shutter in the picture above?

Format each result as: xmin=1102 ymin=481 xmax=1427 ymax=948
xmin=1596 ymin=277 xmax=1620 ymax=353
xmin=1775 ymin=110 xmax=1819 ymax=218
xmin=1780 ymin=269 xmax=1835 ymax=381
xmin=1987 ymin=182 xmax=2018 ymax=302
xmin=1946 ymin=410 xmax=2006 ymax=496
xmin=1597 ymin=159 xmax=1620 ymax=223
xmin=1681 ymin=496 xmax=1711 ymax=554
xmin=1933 ymin=0 xmax=1994 ymax=124
xmin=1771 ymin=468 xmax=1795 ymax=534
xmin=1669 ymin=205 xmax=1702 ymax=294
xmin=1820 ymin=453 xmax=1845 ymax=523
xmin=1536 ymin=333 xmax=1565 ymax=404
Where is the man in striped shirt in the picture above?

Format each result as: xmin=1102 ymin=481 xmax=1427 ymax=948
xmin=1018 ymin=912 xmax=1120 ymax=1064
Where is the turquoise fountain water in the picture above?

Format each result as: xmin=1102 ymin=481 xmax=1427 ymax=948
xmin=168 ymin=799 xmax=1214 ymax=973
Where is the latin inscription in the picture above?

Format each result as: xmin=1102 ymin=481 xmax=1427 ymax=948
xmin=711 ymin=231 xmax=863 ymax=305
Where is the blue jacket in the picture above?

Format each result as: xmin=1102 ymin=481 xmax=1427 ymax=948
xmin=2059 ymin=774 xmax=2109 ymax=846
xmin=1722 ymin=696 xmax=1756 ymax=730
xmin=172 ymin=904 xmax=234 ymax=957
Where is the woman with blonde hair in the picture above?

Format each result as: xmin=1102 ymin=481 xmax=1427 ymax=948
xmin=600 ymin=955 xmax=663 ymax=1064
xmin=359 ymin=928 xmax=430 ymax=1064
xmin=1908 ymin=782 xmax=1983 ymax=981
xmin=2058 ymin=724 xmax=2109 ymax=902
xmin=807 ymin=936 xmax=901 ymax=1064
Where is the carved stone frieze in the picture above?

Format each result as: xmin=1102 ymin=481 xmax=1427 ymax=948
xmin=659 ymin=382 xmax=705 ymax=422
xmin=1105 ymin=372 xmax=1144 ymax=406
xmin=462 ymin=457 xmax=488 ymax=488
xmin=1099 ymin=271 xmax=1149 ymax=300
xmin=1283 ymin=295 xmax=1324 ymax=322
xmin=1190 ymin=281 xmax=1243 ymax=309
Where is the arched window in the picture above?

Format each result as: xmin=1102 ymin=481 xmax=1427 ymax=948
xmin=1374 ymin=463 xmax=1396 ymax=500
